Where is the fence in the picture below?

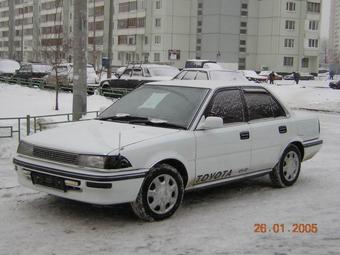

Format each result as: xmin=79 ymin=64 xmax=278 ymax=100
xmin=0 ymin=75 xmax=132 ymax=98
xmin=0 ymin=111 xmax=99 ymax=142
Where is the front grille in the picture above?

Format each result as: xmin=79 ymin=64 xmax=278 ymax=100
xmin=33 ymin=146 xmax=79 ymax=165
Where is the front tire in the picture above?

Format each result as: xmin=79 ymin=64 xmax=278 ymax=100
xmin=131 ymin=164 xmax=184 ymax=221
xmin=270 ymin=144 xmax=301 ymax=188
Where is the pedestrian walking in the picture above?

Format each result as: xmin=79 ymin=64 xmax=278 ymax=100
xmin=293 ymin=72 xmax=300 ymax=85
xmin=329 ymin=70 xmax=335 ymax=80
xmin=269 ymin=71 xmax=275 ymax=84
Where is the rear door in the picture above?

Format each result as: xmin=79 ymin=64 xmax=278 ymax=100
xmin=242 ymin=88 xmax=288 ymax=171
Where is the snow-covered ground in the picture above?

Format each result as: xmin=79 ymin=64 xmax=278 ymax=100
xmin=0 ymin=81 xmax=340 ymax=255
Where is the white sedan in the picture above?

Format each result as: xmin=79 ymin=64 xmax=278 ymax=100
xmin=13 ymin=80 xmax=322 ymax=221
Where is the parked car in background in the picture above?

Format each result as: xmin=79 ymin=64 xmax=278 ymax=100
xmin=13 ymin=80 xmax=322 ymax=221
xmin=99 ymin=64 xmax=179 ymax=97
xmin=184 ymin=59 xmax=217 ymax=68
xmin=283 ymin=73 xmax=314 ymax=81
xmin=259 ymin=71 xmax=282 ymax=80
xmin=44 ymin=63 xmax=99 ymax=89
xmin=0 ymin=59 xmax=20 ymax=76
xmin=173 ymin=68 xmax=248 ymax=82
xmin=240 ymin=70 xmax=267 ymax=83
xmin=329 ymin=80 xmax=340 ymax=89
xmin=13 ymin=63 xmax=52 ymax=79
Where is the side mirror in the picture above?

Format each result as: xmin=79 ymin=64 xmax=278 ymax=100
xmin=197 ymin=116 xmax=223 ymax=130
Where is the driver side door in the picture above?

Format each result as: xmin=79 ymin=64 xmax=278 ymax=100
xmin=194 ymin=88 xmax=251 ymax=187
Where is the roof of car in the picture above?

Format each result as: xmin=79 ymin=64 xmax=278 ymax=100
xmin=147 ymin=80 xmax=258 ymax=90
xmin=180 ymin=68 xmax=240 ymax=72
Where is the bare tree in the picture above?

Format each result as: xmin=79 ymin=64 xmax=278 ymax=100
xmin=72 ymin=0 xmax=87 ymax=121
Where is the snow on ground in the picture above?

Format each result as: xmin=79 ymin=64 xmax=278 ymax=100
xmin=0 ymin=81 xmax=340 ymax=255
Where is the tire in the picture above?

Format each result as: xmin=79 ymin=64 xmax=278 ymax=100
xmin=270 ymin=144 xmax=302 ymax=188
xmin=131 ymin=164 xmax=184 ymax=221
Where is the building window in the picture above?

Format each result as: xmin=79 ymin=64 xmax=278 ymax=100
xmin=307 ymin=2 xmax=320 ymax=13
xmin=283 ymin=57 xmax=294 ymax=66
xmin=241 ymin=3 xmax=248 ymax=9
xmin=240 ymin=29 xmax=247 ymax=34
xmin=240 ymin=22 xmax=247 ymax=27
xmin=155 ymin=35 xmax=161 ymax=44
xmin=144 ymin=36 xmax=148 ymax=45
xmin=284 ymin=38 xmax=295 ymax=48
xmin=239 ymin=47 xmax=246 ymax=52
xmin=155 ymin=0 xmax=161 ymax=9
xmin=309 ymin=20 xmax=319 ymax=30
xmin=286 ymin=2 xmax=296 ymax=11
xmin=241 ymin=11 xmax=248 ymax=16
xmin=154 ymin=53 xmax=160 ymax=62
xmin=155 ymin=18 xmax=161 ymax=27
xmin=240 ymin=40 xmax=246 ymax=46
xmin=285 ymin=20 xmax=295 ymax=30
xmin=198 ymin=3 xmax=203 ymax=9
xmin=308 ymin=39 xmax=319 ymax=48
xmin=301 ymin=58 xmax=309 ymax=68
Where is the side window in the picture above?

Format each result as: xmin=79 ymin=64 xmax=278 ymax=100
xmin=182 ymin=71 xmax=197 ymax=80
xmin=271 ymin=97 xmax=286 ymax=117
xmin=206 ymin=89 xmax=244 ymax=124
xmin=244 ymin=91 xmax=273 ymax=120
xmin=195 ymin=71 xmax=208 ymax=80
xmin=132 ymin=68 xmax=142 ymax=76
xmin=173 ymin=71 xmax=187 ymax=80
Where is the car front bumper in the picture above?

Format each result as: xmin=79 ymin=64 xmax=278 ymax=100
xmin=13 ymin=156 xmax=147 ymax=205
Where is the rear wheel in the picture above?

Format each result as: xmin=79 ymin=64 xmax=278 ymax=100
xmin=270 ymin=144 xmax=301 ymax=188
xmin=131 ymin=164 xmax=184 ymax=221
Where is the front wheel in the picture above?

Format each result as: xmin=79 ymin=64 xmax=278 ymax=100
xmin=131 ymin=164 xmax=184 ymax=221
xmin=270 ymin=144 xmax=301 ymax=188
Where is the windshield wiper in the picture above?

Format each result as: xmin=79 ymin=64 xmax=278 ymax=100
xmin=98 ymin=113 xmax=148 ymax=121
xmin=129 ymin=119 xmax=187 ymax=130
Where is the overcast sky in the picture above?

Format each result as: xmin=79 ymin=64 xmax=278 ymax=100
xmin=321 ymin=0 xmax=331 ymax=39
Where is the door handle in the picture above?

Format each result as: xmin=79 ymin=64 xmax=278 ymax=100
xmin=240 ymin=131 xmax=250 ymax=140
xmin=279 ymin=125 xmax=287 ymax=134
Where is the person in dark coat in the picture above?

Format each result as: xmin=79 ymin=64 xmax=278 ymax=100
xmin=269 ymin=71 xmax=275 ymax=84
xmin=329 ymin=70 xmax=335 ymax=80
xmin=293 ymin=72 xmax=300 ymax=84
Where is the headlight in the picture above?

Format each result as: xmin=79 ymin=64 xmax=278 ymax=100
xmin=78 ymin=155 xmax=132 ymax=169
xmin=17 ymin=141 xmax=33 ymax=156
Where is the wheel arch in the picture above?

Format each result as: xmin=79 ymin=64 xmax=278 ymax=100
xmin=153 ymin=158 xmax=189 ymax=188
xmin=290 ymin=141 xmax=304 ymax=160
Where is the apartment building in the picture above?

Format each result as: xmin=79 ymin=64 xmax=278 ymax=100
xmin=0 ymin=0 xmax=322 ymax=72
xmin=199 ymin=0 xmax=322 ymax=73
xmin=329 ymin=0 xmax=340 ymax=64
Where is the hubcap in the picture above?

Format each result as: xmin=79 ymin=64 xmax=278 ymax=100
xmin=147 ymin=174 xmax=179 ymax=214
xmin=282 ymin=151 xmax=299 ymax=181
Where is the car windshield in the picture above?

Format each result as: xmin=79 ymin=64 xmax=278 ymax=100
xmin=209 ymin=70 xmax=248 ymax=81
xmin=148 ymin=67 xmax=179 ymax=77
xmin=99 ymin=85 xmax=209 ymax=129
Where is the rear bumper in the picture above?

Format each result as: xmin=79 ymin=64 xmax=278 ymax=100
xmin=302 ymin=139 xmax=323 ymax=161
xmin=13 ymin=157 xmax=147 ymax=205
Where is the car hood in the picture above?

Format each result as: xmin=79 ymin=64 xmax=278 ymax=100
xmin=22 ymin=120 xmax=180 ymax=155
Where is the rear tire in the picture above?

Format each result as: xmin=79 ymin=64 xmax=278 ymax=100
xmin=270 ymin=144 xmax=301 ymax=188
xmin=131 ymin=164 xmax=184 ymax=221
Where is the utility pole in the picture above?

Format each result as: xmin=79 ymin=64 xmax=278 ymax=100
xmin=72 ymin=0 xmax=88 ymax=121
xmin=107 ymin=0 xmax=114 ymax=78
xmin=93 ymin=0 xmax=96 ymax=70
